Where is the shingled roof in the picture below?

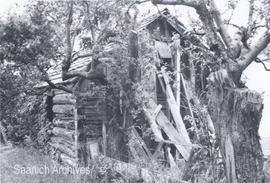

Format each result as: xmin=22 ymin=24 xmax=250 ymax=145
xmin=38 ymin=9 xmax=186 ymax=88
xmin=138 ymin=8 xmax=186 ymax=32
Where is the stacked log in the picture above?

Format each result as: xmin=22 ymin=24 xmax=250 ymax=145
xmin=53 ymin=119 xmax=75 ymax=130
xmin=48 ymin=92 xmax=77 ymax=166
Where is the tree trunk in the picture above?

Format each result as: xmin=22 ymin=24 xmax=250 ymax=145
xmin=207 ymin=87 xmax=265 ymax=183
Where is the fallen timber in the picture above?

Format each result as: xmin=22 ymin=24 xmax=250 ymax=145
xmin=144 ymin=99 xmax=193 ymax=161
xmin=160 ymin=70 xmax=191 ymax=144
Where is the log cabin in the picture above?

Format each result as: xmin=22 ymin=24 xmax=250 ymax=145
xmin=37 ymin=8 xmax=208 ymax=169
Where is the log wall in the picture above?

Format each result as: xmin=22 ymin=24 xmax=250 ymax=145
xmin=49 ymin=91 xmax=77 ymax=167
xmin=76 ymin=94 xmax=105 ymax=166
xmin=48 ymin=89 xmax=107 ymax=167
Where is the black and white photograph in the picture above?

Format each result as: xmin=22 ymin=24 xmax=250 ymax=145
xmin=0 ymin=0 xmax=269 ymax=182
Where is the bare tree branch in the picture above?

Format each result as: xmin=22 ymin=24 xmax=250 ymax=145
xmin=34 ymin=64 xmax=73 ymax=93
xmin=262 ymin=58 xmax=270 ymax=62
xmin=254 ymin=58 xmax=270 ymax=71
xmin=225 ymin=22 xmax=241 ymax=29
xmin=238 ymin=31 xmax=270 ymax=71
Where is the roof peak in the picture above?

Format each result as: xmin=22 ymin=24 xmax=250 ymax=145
xmin=161 ymin=8 xmax=170 ymax=15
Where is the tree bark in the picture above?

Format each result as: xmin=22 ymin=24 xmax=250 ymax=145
xmin=207 ymin=87 xmax=265 ymax=183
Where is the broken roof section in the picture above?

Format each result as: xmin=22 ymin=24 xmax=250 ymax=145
xmin=38 ymin=9 xmax=186 ymax=88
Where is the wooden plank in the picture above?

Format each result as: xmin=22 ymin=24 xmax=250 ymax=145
xmin=83 ymin=115 xmax=104 ymax=121
xmin=161 ymin=70 xmax=191 ymax=144
xmin=60 ymin=153 xmax=77 ymax=167
xmin=144 ymin=99 xmax=192 ymax=160
xmin=53 ymin=104 xmax=74 ymax=115
xmin=54 ymin=93 xmax=75 ymax=100
xmin=54 ymin=114 xmax=74 ymax=120
xmin=74 ymin=105 xmax=78 ymax=163
xmin=48 ymin=142 xmax=75 ymax=158
xmin=176 ymin=45 xmax=181 ymax=108
xmin=53 ymin=119 xmax=75 ymax=130
xmin=52 ymin=127 xmax=75 ymax=140
xmin=152 ymin=142 xmax=164 ymax=159
xmin=144 ymin=105 xmax=163 ymax=141
xmin=102 ymin=116 xmax=107 ymax=156
xmin=128 ymin=127 xmax=153 ymax=165
xmin=50 ymin=136 xmax=73 ymax=146
xmin=78 ymin=105 xmax=100 ymax=110
xmin=78 ymin=108 xmax=103 ymax=115
xmin=53 ymin=99 xmax=75 ymax=105
xmin=86 ymin=140 xmax=99 ymax=159
xmin=132 ymin=127 xmax=153 ymax=159
xmin=77 ymin=100 xmax=100 ymax=106
xmin=52 ymin=89 xmax=69 ymax=95
xmin=167 ymin=146 xmax=178 ymax=169
xmin=79 ymin=119 xmax=103 ymax=125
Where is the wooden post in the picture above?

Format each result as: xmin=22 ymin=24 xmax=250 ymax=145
xmin=101 ymin=98 xmax=107 ymax=156
xmin=102 ymin=118 xmax=107 ymax=156
xmin=225 ymin=135 xmax=237 ymax=183
xmin=176 ymin=44 xmax=181 ymax=109
xmin=74 ymin=104 xmax=78 ymax=165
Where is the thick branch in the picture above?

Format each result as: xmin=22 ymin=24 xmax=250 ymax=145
xmin=43 ymin=78 xmax=73 ymax=93
xmin=210 ymin=0 xmax=232 ymax=47
xmin=238 ymin=31 xmax=270 ymax=71
xmin=34 ymin=64 xmax=73 ymax=93
xmin=254 ymin=58 xmax=270 ymax=71
xmin=195 ymin=4 xmax=226 ymax=51
xmin=72 ymin=52 xmax=93 ymax=62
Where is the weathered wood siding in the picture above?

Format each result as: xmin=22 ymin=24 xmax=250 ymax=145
xmin=76 ymin=94 xmax=105 ymax=166
xmin=49 ymin=90 xmax=77 ymax=167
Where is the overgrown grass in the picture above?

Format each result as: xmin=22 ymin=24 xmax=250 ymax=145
xmin=0 ymin=147 xmax=79 ymax=183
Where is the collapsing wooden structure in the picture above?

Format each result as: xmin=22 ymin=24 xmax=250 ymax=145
xmin=38 ymin=9 xmax=211 ymax=172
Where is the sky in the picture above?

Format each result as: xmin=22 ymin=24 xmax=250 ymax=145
xmin=0 ymin=0 xmax=269 ymax=137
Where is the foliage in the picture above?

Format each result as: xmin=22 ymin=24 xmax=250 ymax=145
xmin=0 ymin=1 xmax=64 ymax=144
xmin=3 ymin=95 xmax=50 ymax=148
xmin=1 ymin=1 xmax=268 ymax=182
